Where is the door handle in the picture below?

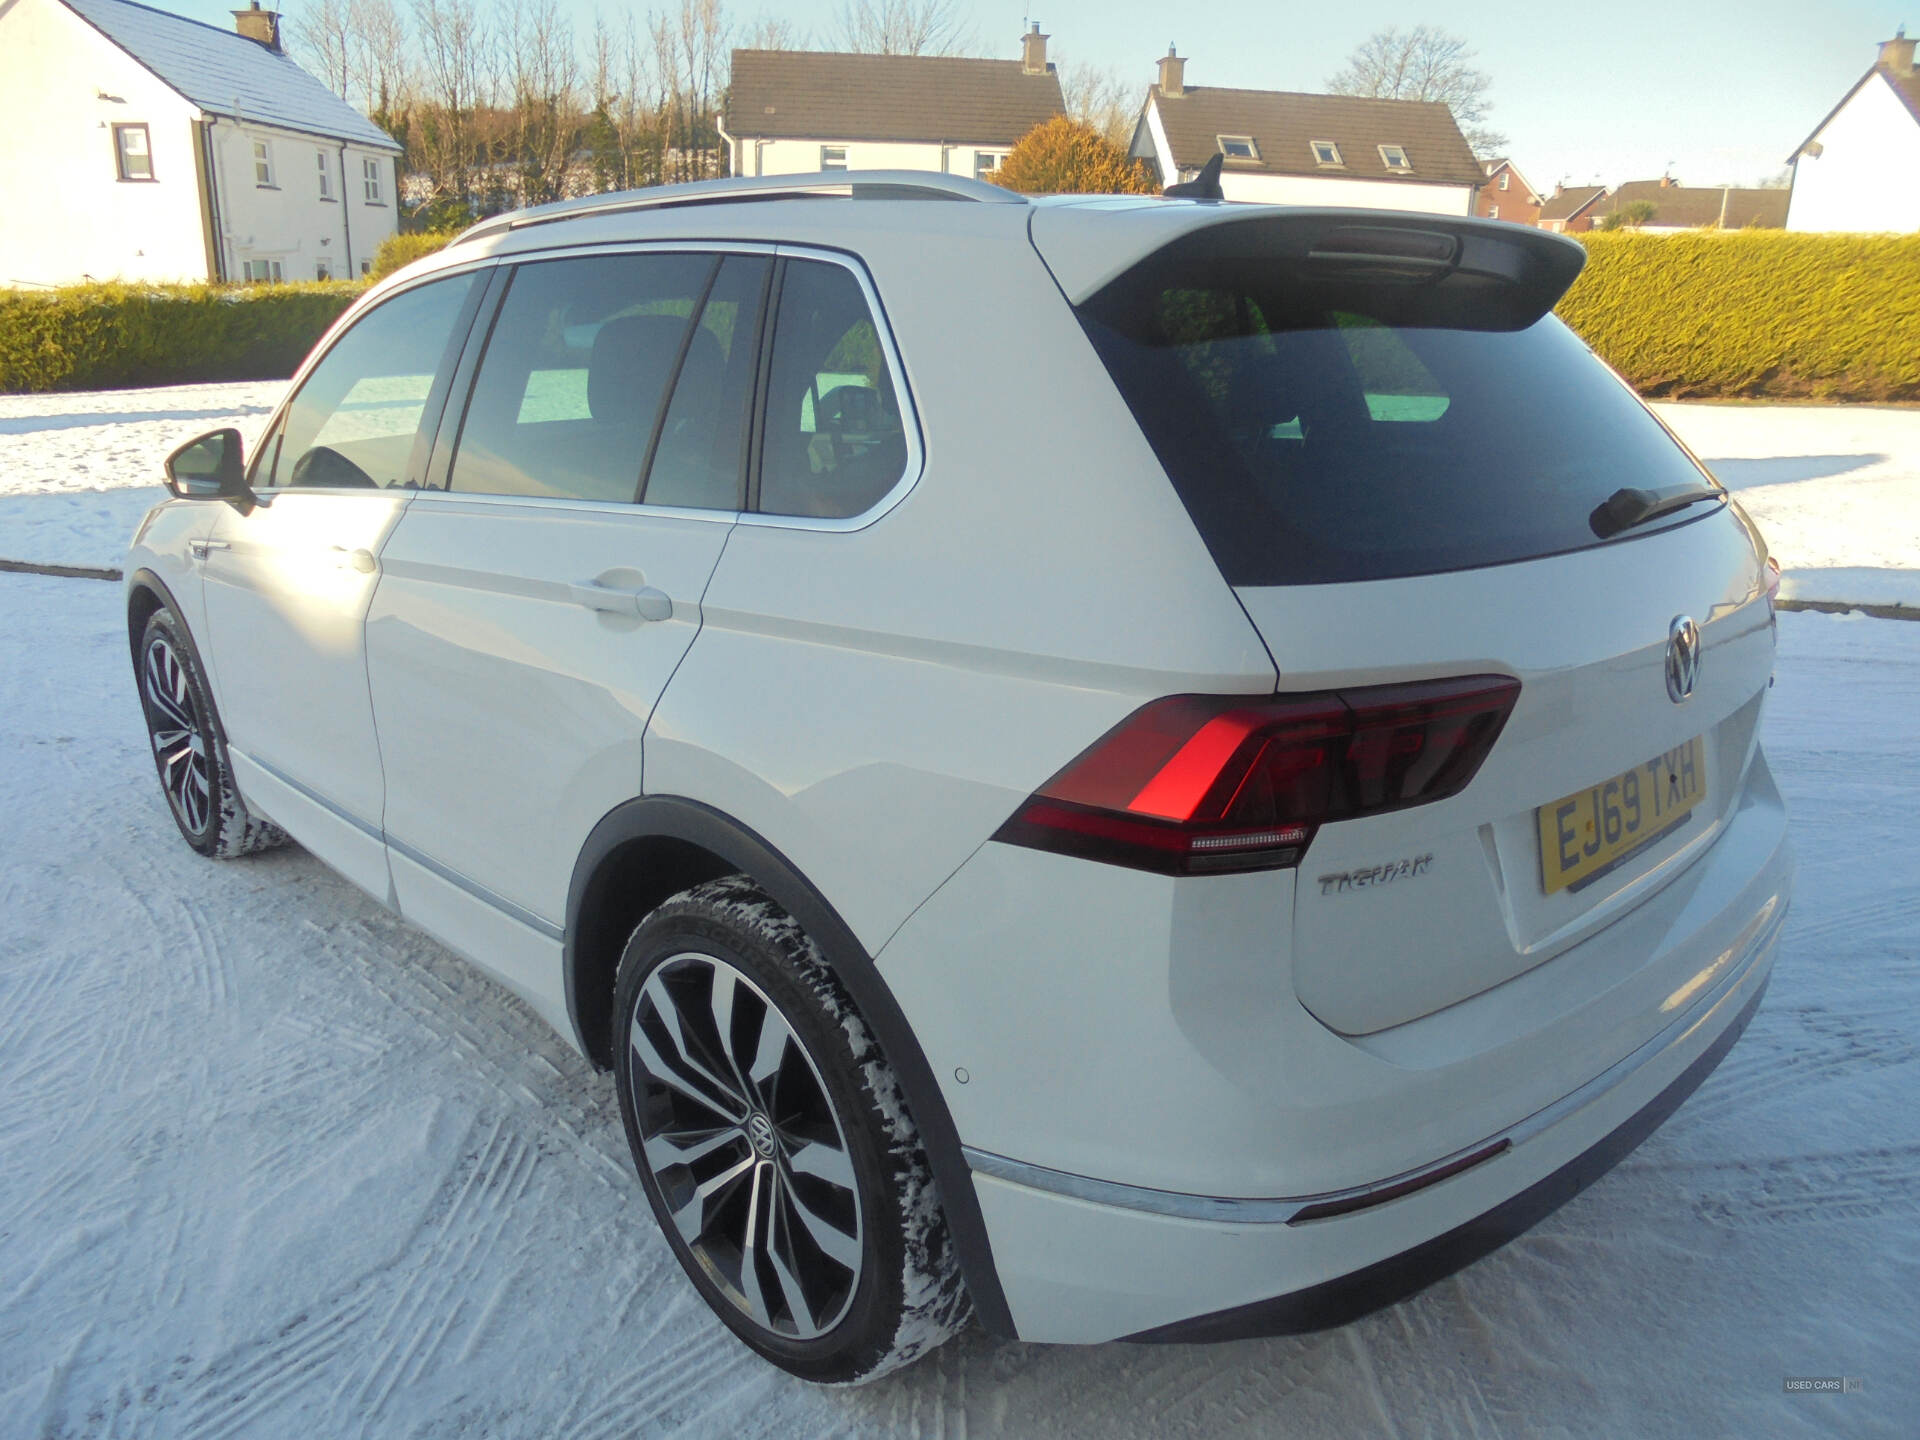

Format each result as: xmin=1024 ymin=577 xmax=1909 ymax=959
xmin=330 ymin=546 xmax=377 ymax=574
xmin=567 ymin=580 xmax=673 ymax=621
xmin=187 ymin=539 xmax=230 ymax=560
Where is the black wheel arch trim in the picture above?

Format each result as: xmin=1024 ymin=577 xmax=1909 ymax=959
xmin=126 ymin=567 xmax=201 ymax=677
xmin=565 ymin=794 xmax=1017 ymax=1340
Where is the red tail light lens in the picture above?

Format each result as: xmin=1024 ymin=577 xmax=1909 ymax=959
xmin=994 ymin=676 xmax=1521 ymax=875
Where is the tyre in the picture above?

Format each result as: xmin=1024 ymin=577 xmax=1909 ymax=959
xmin=137 ymin=605 xmax=286 ymax=859
xmin=612 ymin=875 xmax=972 ymax=1383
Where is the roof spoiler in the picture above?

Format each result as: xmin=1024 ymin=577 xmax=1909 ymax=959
xmin=1032 ymin=207 xmax=1587 ymax=329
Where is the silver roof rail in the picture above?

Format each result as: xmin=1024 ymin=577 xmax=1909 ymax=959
xmin=456 ymin=170 xmax=1024 ymax=244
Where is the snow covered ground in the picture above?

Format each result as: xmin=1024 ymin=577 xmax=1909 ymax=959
xmin=2 ymin=581 xmax=1917 ymax=1433
xmin=0 ymin=382 xmax=1917 ymax=608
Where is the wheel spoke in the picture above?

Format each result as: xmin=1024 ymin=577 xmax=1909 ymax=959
xmin=764 ymin=1201 xmax=818 ymax=1334
xmin=745 ymin=1004 xmax=789 ymax=1096
xmin=641 ymin=1124 xmax=743 ymax=1174
xmin=785 ymin=1137 xmax=856 ymax=1193
xmin=734 ymin=1163 xmax=776 ymax=1329
xmin=777 ymin=1167 xmax=862 ymax=1271
xmin=643 ymin=973 xmax=750 ymax=1112
xmin=665 ymin=1152 xmax=755 ymax=1247
xmin=630 ymin=1015 xmax=745 ymax=1124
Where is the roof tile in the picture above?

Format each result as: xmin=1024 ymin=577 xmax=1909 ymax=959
xmin=728 ymin=49 xmax=1065 ymax=146
xmin=1150 ymin=87 xmax=1483 ymax=186
xmin=61 ymin=0 xmax=399 ymax=150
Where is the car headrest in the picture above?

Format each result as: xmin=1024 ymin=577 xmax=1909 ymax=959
xmin=588 ymin=313 xmax=691 ymax=425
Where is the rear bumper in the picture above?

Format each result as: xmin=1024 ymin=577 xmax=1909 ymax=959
xmin=957 ymin=902 xmax=1778 ymax=1343
xmin=1126 ymin=965 xmax=1768 ymax=1342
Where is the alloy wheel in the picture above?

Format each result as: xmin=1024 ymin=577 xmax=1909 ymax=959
xmin=627 ymin=952 xmax=864 ymax=1340
xmin=144 ymin=634 xmax=212 ymax=837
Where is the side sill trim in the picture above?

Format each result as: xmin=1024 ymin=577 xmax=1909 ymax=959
xmin=386 ymin=832 xmax=565 ymax=942
xmin=240 ymin=750 xmax=564 ymax=942
xmin=965 ymin=897 xmax=1785 ymax=1226
xmin=241 ymin=748 xmax=383 ymax=844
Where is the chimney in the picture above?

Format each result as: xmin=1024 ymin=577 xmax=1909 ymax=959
xmin=1880 ymin=27 xmax=1916 ymax=77
xmin=1158 ymin=45 xmax=1185 ymax=98
xmin=1021 ymin=22 xmax=1049 ymax=76
xmin=232 ymin=2 xmax=282 ymax=52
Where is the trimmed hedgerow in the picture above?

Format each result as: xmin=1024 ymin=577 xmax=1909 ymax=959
xmin=1556 ymin=230 xmax=1920 ymax=402
xmin=0 ymin=282 xmax=362 ymax=394
xmin=369 ymin=229 xmax=459 ymax=281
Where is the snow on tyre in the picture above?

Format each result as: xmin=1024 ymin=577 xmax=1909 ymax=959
xmin=611 ymin=875 xmax=972 ymax=1384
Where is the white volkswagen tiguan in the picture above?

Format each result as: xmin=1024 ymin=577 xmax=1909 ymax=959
xmin=127 ymin=173 xmax=1791 ymax=1383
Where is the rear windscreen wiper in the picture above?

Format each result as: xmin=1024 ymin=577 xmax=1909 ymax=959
xmin=1589 ymin=485 xmax=1724 ymax=540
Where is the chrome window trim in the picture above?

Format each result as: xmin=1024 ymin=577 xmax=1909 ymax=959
xmin=964 ymin=901 xmax=1783 ymax=1225
xmin=249 ymin=239 xmax=924 ymax=531
xmin=396 ymin=489 xmax=741 ymax=526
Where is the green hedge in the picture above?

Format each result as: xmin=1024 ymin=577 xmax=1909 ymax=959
xmin=1556 ymin=231 xmax=1920 ymax=401
xmin=0 ymin=282 xmax=362 ymax=394
xmin=369 ymin=230 xmax=458 ymax=282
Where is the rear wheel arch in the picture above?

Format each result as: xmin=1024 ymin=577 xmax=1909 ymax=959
xmin=564 ymin=795 xmax=1017 ymax=1339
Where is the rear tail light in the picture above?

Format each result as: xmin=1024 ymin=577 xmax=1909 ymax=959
xmin=993 ymin=676 xmax=1521 ymax=876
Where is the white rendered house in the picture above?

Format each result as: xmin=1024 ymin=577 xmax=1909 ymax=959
xmin=1786 ymin=31 xmax=1920 ymax=233
xmin=722 ymin=26 xmax=1064 ymax=184
xmin=1128 ymin=49 xmax=1482 ymax=214
xmin=0 ymin=0 xmax=401 ymax=288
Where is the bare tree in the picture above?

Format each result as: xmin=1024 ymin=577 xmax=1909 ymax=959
xmin=498 ymin=0 xmax=585 ymax=206
xmin=348 ymin=0 xmax=412 ymax=122
xmin=740 ymin=13 xmax=807 ymax=50
xmin=836 ymin=0 xmax=970 ymax=56
xmin=1058 ymin=59 xmax=1136 ymax=146
xmin=289 ymin=0 xmax=355 ymax=96
xmin=1326 ymin=25 xmax=1505 ymax=156
xmin=411 ymin=0 xmax=490 ymax=211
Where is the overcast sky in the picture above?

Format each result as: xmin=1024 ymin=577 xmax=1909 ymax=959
xmin=175 ymin=0 xmax=1906 ymax=190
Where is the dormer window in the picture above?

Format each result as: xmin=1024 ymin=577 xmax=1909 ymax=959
xmin=1499 ymin=170 xmax=1510 ymax=190
xmin=1310 ymin=140 xmax=1342 ymax=166
xmin=1217 ymin=135 xmax=1259 ymax=161
xmin=1379 ymin=144 xmax=1412 ymax=172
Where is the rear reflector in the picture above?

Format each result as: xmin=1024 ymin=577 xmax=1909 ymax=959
xmin=994 ymin=675 xmax=1521 ymax=876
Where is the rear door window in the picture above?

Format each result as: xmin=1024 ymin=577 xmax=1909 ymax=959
xmin=447 ymin=253 xmax=715 ymax=502
xmin=642 ymin=255 xmax=770 ymax=511
xmin=1078 ymin=272 xmax=1719 ymax=585
xmin=756 ymin=259 xmax=910 ymax=520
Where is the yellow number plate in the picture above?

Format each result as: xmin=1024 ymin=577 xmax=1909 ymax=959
xmin=1537 ymin=736 xmax=1707 ymax=895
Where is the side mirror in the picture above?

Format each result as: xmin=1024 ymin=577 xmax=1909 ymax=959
xmin=163 ymin=428 xmax=253 ymax=511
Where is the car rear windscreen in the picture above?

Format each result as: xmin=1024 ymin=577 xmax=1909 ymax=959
xmin=1076 ymin=265 xmax=1721 ymax=586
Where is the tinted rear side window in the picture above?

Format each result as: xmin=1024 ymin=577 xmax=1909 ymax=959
xmin=449 ymin=253 xmax=715 ymax=502
xmin=757 ymin=259 xmax=909 ymax=520
xmin=643 ymin=254 xmax=770 ymax=511
xmin=1078 ymin=274 xmax=1719 ymax=585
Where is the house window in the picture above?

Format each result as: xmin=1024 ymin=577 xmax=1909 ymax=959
xmin=362 ymin=156 xmax=383 ymax=203
xmin=973 ymin=151 xmax=1001 ymax=181
xmin=241 ymin=259 xmax=284 ymax=284
xmin=1489 ymin=204 xmax=1500 ymax=219
xmin=317 ymin=151 xmax=333 ymax=199
xmin=360 ymin=259 xmax=371 ymax=276
xmin=820 ymin=145 xmax=847 ymax=172
xmin=1498 ymin=170 xmax=1510 ymax=191
xmin=253 ymin=140 xmax=274 ymax=186
xmin=1310 ymin=140 xmax=1342 ymax=166
xmin=1217 ymin=135 xmax=1259 ymax=161
xmin=315 ymin=258 xmax=332 ymax=280
xmin=1379 ymin=144 xmax=1412 ymax=171
xmin=113 ymin=123 xmax=153 ymax=181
